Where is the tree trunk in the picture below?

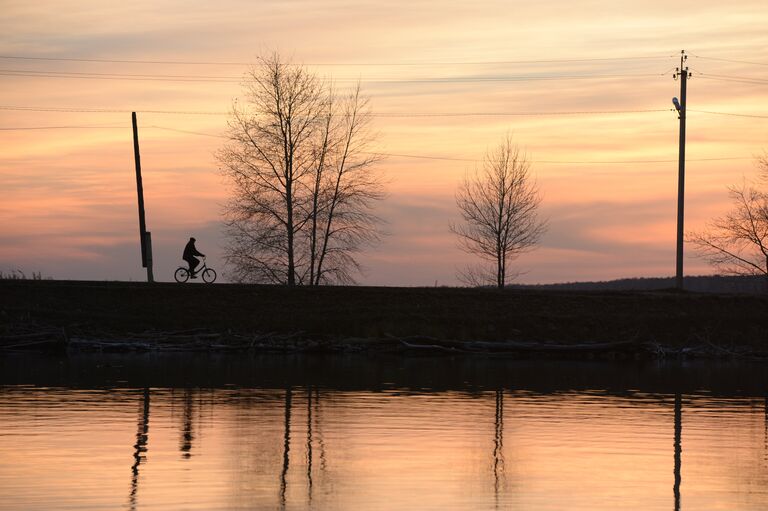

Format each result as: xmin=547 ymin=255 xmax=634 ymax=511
xmin=497 ymin=247 xmax=504 ymax=289
xmin=286 ymin=178 xmax=296 ymax=286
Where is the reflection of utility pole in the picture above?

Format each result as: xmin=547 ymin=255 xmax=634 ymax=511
xmin=672 ymin=51 xmax=690 ymax=290
xmin=279 ymin=387 xmax=293 ymax=510
xmin=132 ymin=112 xmax=153 ymax=282
xmin=129 ymin=388 xmax=151 ymax=511
xmin=673 ymin=393 xmax=682 ymax=511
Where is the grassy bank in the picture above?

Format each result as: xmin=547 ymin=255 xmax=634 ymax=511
xmin=1 ymin=280 xmax=767 ymax=357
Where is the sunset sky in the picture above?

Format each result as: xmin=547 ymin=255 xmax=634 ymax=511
xmin=1 ymin=0 xmax=767 ymax=285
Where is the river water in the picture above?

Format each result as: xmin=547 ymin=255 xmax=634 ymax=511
xmin=0 ymin=354 xmax=766 ymax=510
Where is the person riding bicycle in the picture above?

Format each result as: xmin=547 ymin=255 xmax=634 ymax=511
xmin=182 ymin=237 xmax=205 ymax=279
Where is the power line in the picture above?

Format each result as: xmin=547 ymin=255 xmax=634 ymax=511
xmin=697 ymin=76 xmax=768 ymax=87
xmin=2 ymin=104 xmax=767 ymax=119
xmin=532 ymin=156 xmax=753 ymax=164
xmin=0 ymin=122 xmax=755 ymax=165
xmin=287 ymin=149 xmax=753 ymax=164
xmin=0 ymin=53 xmax=675 ymax=67
xmin=1 ymin=68 xmax=243 ymax=79
xmin=688 ymin=109 xmax=768 ymax=119
xmin=353 ymin=109 xmax=671 ymax=117
xmin=366 ymin=151 xmax=474 ymax=162
xmin=101 ymin=127 xmax=768 ymax=164
xmin=0 ymin=104 xmax=672 ymax=117
xmin=0 ymin=125 xmax=125 ymax=130
xmin=149 ymin=126 xmax=226 ymax=138
xmin=695 ymin=72 xmax=768 ymax=85
xmin=0 ymin=69 xmax=669 ymax=83
xmin=376 ymin=153 xmax=752 ymax=164
xmin=0 ymin=105 xmax=228 ymax=115
xmin=0 ymin=71 xmax=240 ymax=83
xmin=692 ymin=54 xmax=768 ymax=68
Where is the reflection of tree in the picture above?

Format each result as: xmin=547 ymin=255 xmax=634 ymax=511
xmin=279 ymin=387 xmax=293 ymax=509
xmin=306 ymin=387 xmax=313 ymax=503
xmin=129 ymin=388 xmax=151 ymax=511
xmin=180 ymin=389 xmax=194 ymax=458
xmin=673 ymin=394 xmax=682 ymax=511
xmin=493 ymin=389 xmax=505 ymax=508
xmin=316 ymin=388 xmax=327 ymax=473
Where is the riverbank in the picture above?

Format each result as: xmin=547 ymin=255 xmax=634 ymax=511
xmin=1 ymin=280 xmax=767 ymax=359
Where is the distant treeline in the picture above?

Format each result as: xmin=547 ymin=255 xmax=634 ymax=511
xmin=512 ymin=275 xmax=768 ymax=294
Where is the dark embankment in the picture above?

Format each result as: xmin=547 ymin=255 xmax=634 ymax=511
xmin=1 ymin=280 xmax=767 ymax=358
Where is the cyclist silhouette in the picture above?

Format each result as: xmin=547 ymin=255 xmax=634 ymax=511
xmin=182 ymin=237 xmax=205 ymax=279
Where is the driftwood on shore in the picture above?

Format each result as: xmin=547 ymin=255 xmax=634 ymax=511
xmin=2 ymin=326 xmax=767 ymax=361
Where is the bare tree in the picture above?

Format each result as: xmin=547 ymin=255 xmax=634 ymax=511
xmin=451 ymin=135 xmax=547 ymax=289
xmin=687 ymin=155 xmax=768 ymax=287
xmin=217 ymin=53 xmax=384 ymax=285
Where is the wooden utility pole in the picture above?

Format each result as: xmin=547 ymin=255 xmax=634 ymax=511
xmin=132 ymin=112 xmax=154 ymax=282
xmin=674 ymin=51 xmax=690 ymax=290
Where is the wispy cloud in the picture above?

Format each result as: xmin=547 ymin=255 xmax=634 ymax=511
xmin=1 ymin=0 xmax=767 ymax=283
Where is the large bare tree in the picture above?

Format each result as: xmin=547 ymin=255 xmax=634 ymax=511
xmin=451 ymin=135 xmax=547 ymax=289
xmin=687 ymin=155 xmax=768 ymax=286
xmin=217 ymin=53 xmax=384 ymax=285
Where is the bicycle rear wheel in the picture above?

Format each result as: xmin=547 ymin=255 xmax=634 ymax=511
xmin=202 ymin=268 xmax=217 ymax=283
xmin=174 ymin=267 xmax=190 ymax=283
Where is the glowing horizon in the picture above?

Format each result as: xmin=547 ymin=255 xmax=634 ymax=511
xmin=2 ymin=0 xmax=767 ymax=285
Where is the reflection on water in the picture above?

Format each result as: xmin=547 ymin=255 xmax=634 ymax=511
xmin=0 ymin=355 xmax=767 ymax=511
xmin=129 ymin=388 xmax=150 ymax=511
xmin=280 ymin=386 xmax=292 ymax=510
xmin=493 ymin=389 xmax=504 ymax=508
xmin=674 ymin=393 xmax=682 ymax=511
xmin=180 ymin=389 xmax=194 ymax=458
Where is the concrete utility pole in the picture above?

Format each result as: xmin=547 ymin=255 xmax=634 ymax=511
xmin=132 ymin=112 xmax=154 ymax=282
xmin=673 ymin=50 xmax=690 ymax=291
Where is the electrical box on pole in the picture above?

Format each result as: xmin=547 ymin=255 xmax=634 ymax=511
xmin=673 ymin=51 xmax=690 ymax=291
xmin=132 ymin=112 xmax=154 ymax=283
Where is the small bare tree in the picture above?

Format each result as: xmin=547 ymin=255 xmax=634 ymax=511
xmin=451 ymin=135 xmax=547 ymax=288
xmin=687 ymin=155 xmax=768 ymax=286
xmin=217 ymin=53 xmax=384 ymax=285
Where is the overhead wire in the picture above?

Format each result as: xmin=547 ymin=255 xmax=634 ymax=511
xmin=356 ymin=153 xmax=755 ymax=164
xmin=691 ymin=54 xmax=768 ymax=68
xmin=1 ymin=51 xmax=764 ymax=163
xmin=693 ymin=70 xmax=768 ymax=84
xmin=0 ymin=70 xmax=240 ymax=83
xmin=0 ymin=105 xmax=228 ymax=115
xmin=2 ymin=104 xmax=767 ymax=119
xmin=359 ymin=109 xmax=670 ymax=117
xmin=0 ymin=69 xmax=670 ymax=83
xmin=0 ymin=53 xmax=676 ymax=66
xmin=0 ymin=123 xmax=752 ymax=165
xmin=149 ymin=125 xmax=226 ymax=138
xmin=696 ymin=75 xmax=768 ymax=86
xmin=0 ymin=125 xmax=125 ymax=130
xmin=687 ymin=109 xmax=768 ymax=119
xmin=0 ymin=68 xmax=242 ymax=79
xmin=0 ymin=104 xmax=672 ymax=116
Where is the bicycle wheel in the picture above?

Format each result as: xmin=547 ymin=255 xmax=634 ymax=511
xmin=202 ymin=268 xmax=217 ymax=283
xmin=174 ymin=267 xmax=190 ymax=283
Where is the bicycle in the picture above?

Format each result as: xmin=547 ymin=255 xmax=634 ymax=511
xmin=174 ymin=257 xmax=217 ymax=283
